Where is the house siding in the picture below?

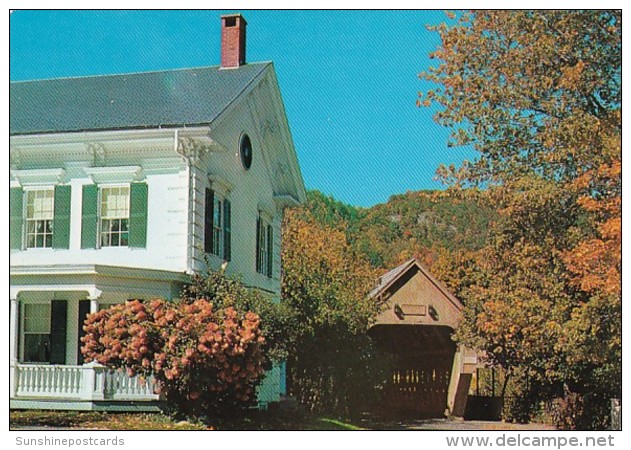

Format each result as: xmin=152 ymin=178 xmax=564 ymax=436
xmin=11 ymin=171 xmax=190 ymax=273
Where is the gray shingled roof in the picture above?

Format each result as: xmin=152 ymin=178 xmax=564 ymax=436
xmin=10 ymin=62 xmax=270 ymax=135
xmin=368 ymin=258 xmax=417 ymax=298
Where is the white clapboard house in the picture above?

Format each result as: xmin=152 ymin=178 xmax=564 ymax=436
xmin=9 ymin=14 xmax=306 ymax=411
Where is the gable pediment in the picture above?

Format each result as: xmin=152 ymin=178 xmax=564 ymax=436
xmin=371 ymin=259 xmax=463 ymax=329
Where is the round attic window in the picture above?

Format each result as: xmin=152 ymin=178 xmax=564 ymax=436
xmin=240 ymin=134 xmax=253 ymax=170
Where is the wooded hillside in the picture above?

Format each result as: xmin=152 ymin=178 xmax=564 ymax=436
xmin=304 ymin=189 xmax=495 ymax=272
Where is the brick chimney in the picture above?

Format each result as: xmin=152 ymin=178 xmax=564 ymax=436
xmin=220 ymin=14 xmax=247 ymax=69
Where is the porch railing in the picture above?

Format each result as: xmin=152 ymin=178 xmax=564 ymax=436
xmin=12 ymin=363 xmax=159 ymax=402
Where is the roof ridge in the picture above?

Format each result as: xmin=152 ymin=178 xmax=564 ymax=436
xmin=10 ymin=61 xmax=272 ymax=84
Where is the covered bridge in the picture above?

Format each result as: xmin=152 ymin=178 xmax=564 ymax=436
xmin=368 ymin=258 xmax=479 ymax=418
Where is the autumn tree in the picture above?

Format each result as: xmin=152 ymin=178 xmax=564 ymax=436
xmin=421 ymin=10 xmax=621 ymax=429
xmin=281 ymin=204 xmax=383 ymax=415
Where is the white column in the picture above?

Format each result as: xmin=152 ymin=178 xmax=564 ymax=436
xmin=90 ymin=297 xmax=100 ymax=314
xmin=10 ymin=295 xmax=20 ymax=397
xmin=10 ymin=296 xmax=19 ymax=362
xmin=87 ymin=288 xmax=101 ymax=313
xmin=82 ymin=290 xmax=104 ymax=400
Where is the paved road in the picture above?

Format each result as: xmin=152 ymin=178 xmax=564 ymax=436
xmin=362 ymin=418 xmax=556 ymax=431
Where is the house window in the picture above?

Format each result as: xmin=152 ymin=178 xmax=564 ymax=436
xmin=22 ymin=303 xmax=51 ymax=363
xmin=240 ymin=134 xmax=253 ymax=170
xmin=205 ymin=188 xmax=232 ymax=261
xmin=213 ymin=196 xmax=223 ymax=256
xmin=256 ymin=215 xmax=274 ymax=278
xmin=100 ymin=186 xmax=130 ymax=247
xmin=25 ymin=189 xmax=54 ymax=248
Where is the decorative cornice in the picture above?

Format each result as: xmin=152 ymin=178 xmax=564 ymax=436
xmin=11 ymin=168 xmax=67 ymax=186
xmin=86 ymin=142 xmax=106 ymax=166
xmin=176 ymin=137 xmax=209 ymax=163
xmin=9 ymin=263 xmax=190 ymax=282
xmin=83 ymin=166 xmax=145 ymax=184
xmin=208 ymin=173 xmax=234 ymax=193
xmin=273 ymin=194 xmax=301 ymax=209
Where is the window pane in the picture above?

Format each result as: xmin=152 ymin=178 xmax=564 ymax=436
xmin=27 ymin=189 xmax=54 ymax=220
xmin=23 ymin=334 xmax=51 ymax=363
xmin=100 ymin=187 xmax=130 ymax=247
xmin=213 ymin=229 xmax=221 ymax=255
xmin=214 ymin=198 xmax=221 ymax=224
xmin=24 ymin=304 xmax=51 ymax=333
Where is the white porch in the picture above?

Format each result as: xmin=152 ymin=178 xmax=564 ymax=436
xmin=10 ymin=363 xmax=160 ymax=410
xmin=9 ymin=264 xmax=285 ymax=411
xmin=9 ymin=264 xmax=186 ymax=411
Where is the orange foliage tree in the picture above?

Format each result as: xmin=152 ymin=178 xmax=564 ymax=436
xmin=421 ymin=10 xmax=620 ymax=428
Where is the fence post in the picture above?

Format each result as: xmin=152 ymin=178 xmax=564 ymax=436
xmin=610 ymin=398 xmax=621 ymax=431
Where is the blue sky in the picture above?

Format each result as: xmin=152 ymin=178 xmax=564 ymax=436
xmin=10 ymin=10 xmax=474 ymax=207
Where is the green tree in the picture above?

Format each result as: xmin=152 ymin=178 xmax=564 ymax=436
xmin=281 ymin=205 xmax=384 ymax=415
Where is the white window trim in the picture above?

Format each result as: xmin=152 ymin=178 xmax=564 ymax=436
xmin=208 ymin=173 xmax=234 ymax=195
xmin=98 ymin=183 xmax=131 ymax=249
xmin=20 ymin=301 xmax=51 ymax=364
xmin=23 ymin=186 xmax=55 ymax=250
xmin=207 ymin=178 xmax=232 ymax=261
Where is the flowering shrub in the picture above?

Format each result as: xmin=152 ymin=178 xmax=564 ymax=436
xmin=82 ymin=299 xmax=266 ymax=416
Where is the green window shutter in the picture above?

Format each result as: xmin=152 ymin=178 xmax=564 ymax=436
xmin=204 ymin=188 xmax=214 ymax=253
xmin=267 ymin=224 xmax=273 ymax=278
xmin=223 ymin=199 xmax=231 ymax=261
xmin=50 ymin=300 xmax=68 ymax=365
xmin=81 ymin=185 xmax=98 ymax=249
xmin=129 ymin=182 xmax=148 ymax=248
xmin=10 ymin=187 xmax=24 ymax=250
xmin=52 ymin=185 xmax=71 ymax=249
